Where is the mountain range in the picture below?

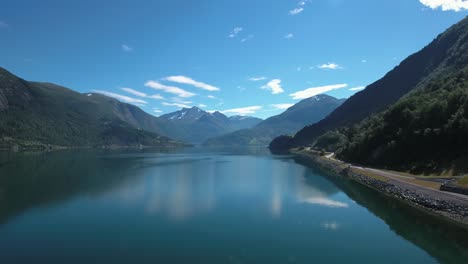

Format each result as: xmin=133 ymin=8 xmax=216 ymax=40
xmin=0 ymin=67 xmax=183 ymax=149
xmin=270 ymin=16 xmax=468 ymax=174
xmin=159 ymin=107 xmax=262 ymax=144
xmin=272 ymin=16 xmax=468 ymax=151
xmin=205 ymin=94 xmax=345 ymax=146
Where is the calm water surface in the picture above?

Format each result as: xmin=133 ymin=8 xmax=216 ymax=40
xmin=0 ymin=148 xmax=467 ymax=263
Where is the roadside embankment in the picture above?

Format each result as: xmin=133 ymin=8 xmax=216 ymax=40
xmin=293 ymin=150 xmax=468 ymax=227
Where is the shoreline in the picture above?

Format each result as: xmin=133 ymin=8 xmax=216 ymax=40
xmin=292 ymin=150 xmax=468 ymax=228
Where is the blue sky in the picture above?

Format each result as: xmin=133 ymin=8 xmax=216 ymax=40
xmin=0 ymin=0 xmax=467 ymax=118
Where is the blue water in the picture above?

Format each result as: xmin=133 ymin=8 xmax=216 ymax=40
xmin=0 ymin=148 xmax=466 ymax=263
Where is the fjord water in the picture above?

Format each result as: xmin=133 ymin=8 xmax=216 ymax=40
xmin=0 ymin=149 xmax=467 ymax=264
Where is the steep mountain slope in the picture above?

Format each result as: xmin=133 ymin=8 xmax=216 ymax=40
xmin=335 ymin=66 xmax=468 ymax=174
xmin=271 ymin=16 xmax=468 ymax=151
xmin=0 ymin=67 xmax=183 ymax=149
xmin=205 ymin=94 xmax=345 ymax=146
xmin=159 ymin=107 xmax=262 ymax=143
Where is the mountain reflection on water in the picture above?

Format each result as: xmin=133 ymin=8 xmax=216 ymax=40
xmin=0 ymin=149 xmax=466 ymax=263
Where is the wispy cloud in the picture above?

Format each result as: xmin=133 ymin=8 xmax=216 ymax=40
xmin=207 ymin=95 xmax=217 ymax=99
xmin=290 ymin=84 xmax=348 ymax=99
xmin=420 ymin=0 xmax=468 ymax=11
xmin=145 ymin=81 xmax=195 ymax=98
xmin=301 ymin=197 xmax=349 ymax=208
xmin=164 ymin=76 xmax=220 ymax=91
xmin=221 ymin=106 xmax=262 ymax=116
xmin=121 ymin=44 xmax=133 ymax=52
xmin=148 ymin=94 xmax=164 ymax=100
xmin=248 ymin=76 xmax=267 ymax=81
xmin=349 ymin=86 xmax=366 ymax=91
xmin=318 ymin=63 xmax=342 ymax=70
xmin=198 ymin=104 xmax=207 ymax=108
xmin=0 ymin=21 xmax=8 ymax=28
xmin=171 ymin=97 xmax=192 ymax=104
xmin=121 ymin=87 xmax=164 ymax=100
xmin=289 ymin=0 xmax=310 ymax=15
xmin=162 ymin=102 xmax=192 ymax=108
xmin=289 ymin=7 xmax=304 ymax=15
xmin=284 ymin=33 xmax=294 ymax=39
xmin=361 ymin=59 xmax=367 ymax=63
xmin=261 ymin=79 xmax=285 ymax=94
xmin=240 ymin=34 xmax=254 ymax=43
xmin=271 ymin=103 xmax=294 ymax=110
xmin=228 ymin=27 xmax=243 ymax=38
xmin=121 ymin=87 xmax=146 ymax=97
xmin=153 ymin=108 xmax=163 ymax=113
xmin=93 ymin=90 xmax=147 ymax=104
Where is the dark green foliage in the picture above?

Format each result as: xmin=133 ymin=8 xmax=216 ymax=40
xmin=338 ymin=67 xmax=468 ymax=173
xmin=0 ymin=68 xmax=183 ymax=148
xmin=207 ymin=95 xmax=345 ymax=146
xmin=269 ymin=135 xmax=293 ymax=154
xmin=278 ymin=16 xmax=468 ymax=150
xmin=269 ymin=16 xmax=468 ymax=173
xmin=313 ymin=130 xmax=348 ymax=152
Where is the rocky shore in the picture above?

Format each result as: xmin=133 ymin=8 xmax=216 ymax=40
xmin=294 ymin=151 xmax=468 ymax=227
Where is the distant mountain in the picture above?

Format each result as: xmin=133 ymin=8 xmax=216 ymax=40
xmin=205 ymin=94 xmax=345 ymax=146
xmin=228 ymin=115 xmax=264 ymax=130
xmin=0 ymin=67 xmax=183 ymax=149
xmin=271 ymin=16 xmax=468 ymax=152
xmin=159 ymin=107 xmax=262 ymax=143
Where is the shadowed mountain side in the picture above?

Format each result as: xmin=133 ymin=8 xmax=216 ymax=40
xmin=272 ymin=16 xmax=468 ymax=151
xmin=0 ymin=68 xmax=183 ymax=148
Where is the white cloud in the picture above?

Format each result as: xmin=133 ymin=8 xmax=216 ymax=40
xmin=164 ymin=76 xmax=220 ymax=91
xmin=240 ymin=34 xmax=254 ymax=43
xmin=349 ymin=86 xmax=366 ymax=91
xmin=145 ymin=81 xmax=195 ymax=98
xmin=121 ymin=87 xmax=147 ymax=97
xmin=122 ymin=87 xmax=164 ymax=100
xmin=420 ymin=0 xmax=468 ymax=11
xmin=284 ymin=33 xmax=294 ymax=39
xmin=153 ymin=108 xmax=163 ymax=113
xmin=271 ymin=103 xmax=294 ymax=110
xmin=162 ymin=102 xmax=192 ymax=109
xmin=93 ymin=90 xmax=148 ymax=104
xmin=207 ymin=95 xmax=216 ymax=99
xmin=171 ymin=97 xmax=192 ymax=104
xmin=318 ymin=63 xmax=342 ymax=70
xmin=221 ymin=106 xmax=262 ymax=116
xmin=249 ymin=76 xmax=267 ymax=81
xmin=148 ymin=94 xmax=164 ymax=100
xmin=298 ymin=1 xmax=307 ymax=6
xmin=322 ymin=221 xmax=340 ymax=230
xmin=121 ymin=44 xmax=133 ymax=52
xmin=261 ymin=79 xmax=285 ymax=94
xmin=228 ymin=27 xmax=243 ymax=38
xmin=0 ymin=21 xmax=8 ymax=28
xmin=198 ymin=104 xmax=207 ymax=108
xmin=301 ymin=197 xmax=349 ymax=208
xmin=289 ymin=7 xmax=304 ymax=15
xmin=290 ymin=84 xmax=348 ymax=99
